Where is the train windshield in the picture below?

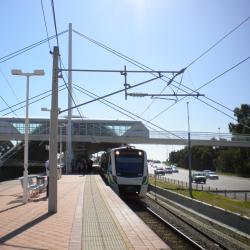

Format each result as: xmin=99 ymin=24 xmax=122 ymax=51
xmin=115 ymin=151 xmax=144 ymax=177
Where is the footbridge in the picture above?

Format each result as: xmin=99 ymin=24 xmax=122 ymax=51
xmin=0 ymin=117 xmax=250 ymax=147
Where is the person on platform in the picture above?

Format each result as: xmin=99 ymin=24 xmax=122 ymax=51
xmin=45 ymin=160 xmax=49 ymax=197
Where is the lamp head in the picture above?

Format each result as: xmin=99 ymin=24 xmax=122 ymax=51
xmin=11 ymin=69 xmax=22 ymax=75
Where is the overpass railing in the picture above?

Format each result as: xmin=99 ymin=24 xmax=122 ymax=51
xmin=149 ymin=130 xmax=250 ymax=142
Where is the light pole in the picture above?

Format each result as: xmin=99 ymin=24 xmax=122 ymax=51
xmin=218 ymin=127 xmax=221 ymax=140
xmin=11 ymin=69 xmax=45 ymax=203
xmin=187 ymin=102 xmax=193 ymax=198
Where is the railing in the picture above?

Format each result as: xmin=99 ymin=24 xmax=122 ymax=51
xmin=149 ymin=130 xmax=250 ymax=142
xmin=150 ymin=174 xmax=250 ymax=201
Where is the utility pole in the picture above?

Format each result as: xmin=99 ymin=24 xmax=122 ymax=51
xmin=187 ymin=102 xmax=193 ymax=198
xmin=67 ymin=23 xmax=73 ymax=174
xmin=49 ymin=46 xmax=59 ymax=213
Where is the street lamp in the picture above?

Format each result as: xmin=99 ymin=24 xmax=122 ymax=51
xmin=12 ymin=69 xmax=45 ymax=203
xmin=187 ymin=102 xmax=193 ymax=198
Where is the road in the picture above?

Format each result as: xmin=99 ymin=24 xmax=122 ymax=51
xmin=148 ymin=164 xmax=250 ymax=191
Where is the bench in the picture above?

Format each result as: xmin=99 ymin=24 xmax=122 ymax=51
xmin=19 ymin=175 xmax=47 ymax=198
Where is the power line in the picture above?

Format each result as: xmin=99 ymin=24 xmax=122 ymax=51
xmin=0 ymin=30 xmax=67 ymax=64
xmin=59 ymin=59 xmax=86 ymax=120
xmin=186 ymin=16 xmax=250 ymax=69
xmin=149 ymin=57 xmax=250 ymax=122
xmin=50 ymin=0 xmax=59 ymax=48
xmin=73 ymin=29 xmax=235 ymax=118
xmin=0 ymin=96 xmax=18 ymax=117
xmin=72 ymin=83 xmax=184 ymax=139
xmin=40 ymin=0 xmax=52 ymax=53
xmin=0 ymin=68 xmax=20 ymax=103
xmin=1 ymin=85 xmax=66 ymax=116
xmin=60 ymin=76 xmax=161 ymax=114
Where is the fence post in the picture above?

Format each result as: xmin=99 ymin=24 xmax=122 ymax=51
xmin=245 ymin=192 xmax=247 ymax=202
xmin=234 ymin=192 xmax=236 ymax=200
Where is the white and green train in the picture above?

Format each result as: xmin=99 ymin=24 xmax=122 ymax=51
xmin=100 ymin=146 xmax=148 ymax=198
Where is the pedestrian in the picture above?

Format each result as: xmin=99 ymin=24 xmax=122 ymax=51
xmin=45 ymin=160 xmax=49 ymax=197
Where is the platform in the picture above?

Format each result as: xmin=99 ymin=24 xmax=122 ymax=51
xmin=0 ymin=174 xmax=170 ymax=249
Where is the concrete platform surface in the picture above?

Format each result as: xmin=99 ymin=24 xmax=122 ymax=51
xmin=0 ymin=175 xmax=170 ymax=250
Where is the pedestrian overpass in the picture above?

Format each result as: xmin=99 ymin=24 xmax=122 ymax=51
xmin=0 ymin=117 xmax=249 ymax=146
xmin=0 ymin=117 xmax=249 ymax=170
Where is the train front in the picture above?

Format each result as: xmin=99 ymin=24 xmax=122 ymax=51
xmin=112 ymin=148 xmax=148 ymax=198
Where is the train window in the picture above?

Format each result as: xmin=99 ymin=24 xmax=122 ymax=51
xmin=115 ymin=155 xmax=144 ymax=177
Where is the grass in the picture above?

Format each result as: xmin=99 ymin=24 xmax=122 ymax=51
xmin=149 ymin=176 xmax=250 ymax=217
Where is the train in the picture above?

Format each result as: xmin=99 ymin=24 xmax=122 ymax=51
xmin=100 ymin=146 xmax=149 ymax=198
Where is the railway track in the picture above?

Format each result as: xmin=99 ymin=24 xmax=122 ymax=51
xmin=125 ymin=195 xmax=250 ymax=250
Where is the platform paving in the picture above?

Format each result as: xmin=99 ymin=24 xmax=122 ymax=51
xmin=0 ymin=175 xmax=169 ymax=250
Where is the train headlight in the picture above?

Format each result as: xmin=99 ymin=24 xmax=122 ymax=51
xmin=115 ymin=151 xmax=120 ymax=155
xmin=138 ymin=151 xmax=142 ymax=156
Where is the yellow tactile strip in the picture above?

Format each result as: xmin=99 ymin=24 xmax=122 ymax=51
xmin=96 ymin=175 xmax=170 ymax=250
xmin=82 ymin=175 xmax=128 ymax=250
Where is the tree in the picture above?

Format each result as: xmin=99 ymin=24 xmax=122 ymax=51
xmin=168 ymin=104 xmax=250 ymax=176
xmin=229 ymin=104 xmax=250 ymax=134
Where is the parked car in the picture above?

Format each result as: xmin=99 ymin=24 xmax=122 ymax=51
xmin=206 ymin=171 xmax=219 ymax=180
xmin=165 ymin=167 xmax=173 ymax=174
xmin=191 ymin=172 xmax=206 ymax=184
xmin=171 ymin=166 xmax=179 ymax=173
xmin=154 ymin=167 xmax=165 ymax=175
xmin=203 ymin=170 xmax=212 ymax=176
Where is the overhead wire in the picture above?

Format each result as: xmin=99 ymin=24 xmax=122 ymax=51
xmin=73 ymin=29 xmax=239 ymax=119
xmin=1 ymin=85 xmax=66 ymax=116
xmin=0 ymin=31 xmax=67 ymax=64
xmin=59 ymin=60 xmax=85 ymax=119
xmin=40 ymin=0 xmax=52 ymax=53
xmin=50 ymin=0 xmax=59 ymax=48
xmin=49 ymin=1 xmax=86 ymax=121
xmin=149 ymin=57 xmax=250 ymax=122
xmin=141 ymin=16 xmax=250 ymax=116
xmin=0 ymin=68 xmax=20 ymax=103
xmin=0 ymin=96 xmax=19 ymax=117
xmin=72 ymin=83 xmax=184 ymax=139
xmin=186 ymin=16 xmax=250 ymax=69
xmin=60 ymin=76 xmax=162 ymax=114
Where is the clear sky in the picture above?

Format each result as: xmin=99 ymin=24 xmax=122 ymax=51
xmin=0 ymin=0 xmax=249 ymax=161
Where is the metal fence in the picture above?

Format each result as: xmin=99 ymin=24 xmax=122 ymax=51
xmin=150 ymin=174 xmax=250 ymax=201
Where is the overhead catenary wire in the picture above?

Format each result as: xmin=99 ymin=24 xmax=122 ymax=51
xmin=59 ymin=76 xmax=162 ymax=114
xmin=0 ymin=30 xmax=67 ymax=64
xmin=1 ymin=85 xmax=67 ymax=116
xmin=149 ymin=57 xmax=250 ymax=122
xmin=50 ymin=0 xmax=59 ymax=48
xmin=186 ymin=16 xmax=250 ymax=69
xmin=0 ymin=68 xmax=20 ymax=103
xmin=0 ymin=96 xmax=19 ymax=117
xmin=72 ymin=83 xmax=184 ymax=139
xmin=141 ymin=17 xmax=250 ymax=116
xmin=40 ymin=0 xmax=52 ymax=53
xmin=59 ymin=59 xmax=86 ymax=120
xmin=73 ymin=29 xmax=238 ymax=118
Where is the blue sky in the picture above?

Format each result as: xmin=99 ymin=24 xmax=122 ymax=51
xmin=0 ymin=0 xmax=249 ymax=160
